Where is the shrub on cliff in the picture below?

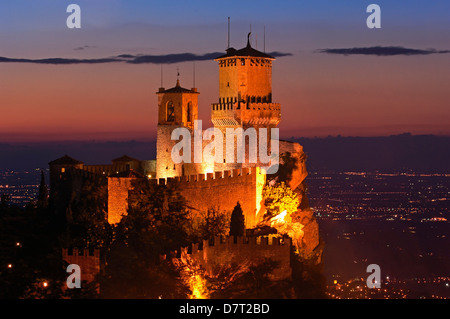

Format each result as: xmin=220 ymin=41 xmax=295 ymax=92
xmin=262 ymin=181 xmax=299 ymax=220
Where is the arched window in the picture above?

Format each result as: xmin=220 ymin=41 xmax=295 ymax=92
xmin=186 ymin=102 xmax=192 ymax=123
xmin=166 ymin=101 xmax=175 ymax=122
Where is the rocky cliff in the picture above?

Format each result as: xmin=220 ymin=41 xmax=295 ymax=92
xmin=265 ymin=140 xmax=323 ymax=265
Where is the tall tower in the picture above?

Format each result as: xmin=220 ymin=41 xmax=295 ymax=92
xmin=211 ymin=33 xmax=281 ymax=170
xmin=156 ymin=79 xmax=199 ymax=179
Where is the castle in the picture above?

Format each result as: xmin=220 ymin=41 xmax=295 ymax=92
xmin=53 ymin=35 xmax=320 ymax=288
xmin=50 ymin=35 xmax=307 ymax=229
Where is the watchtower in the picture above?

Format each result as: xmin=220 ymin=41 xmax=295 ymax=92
xmin=156 ymin=79 xmax=199 ymax=179
xmin=211 ymin=34 xmax=281 ymax=170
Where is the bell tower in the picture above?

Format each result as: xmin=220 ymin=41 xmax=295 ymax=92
xmin=156 ymin=79 xmax=199 ymax=179
xmin=211 ymin=33 xmax=281 ymax=170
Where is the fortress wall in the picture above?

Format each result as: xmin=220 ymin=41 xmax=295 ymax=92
xmin=62 ymin=248 xmax=100 ymax=285
xmin=107 ymin=177 xmax=134 ymax=224
xmin=159 ymin=166 xmax=266 ymax=228
xmin=107 ymin=167 xmax=267 ymax=228
xmin=180 ymin=236 xmax=292 ymax=281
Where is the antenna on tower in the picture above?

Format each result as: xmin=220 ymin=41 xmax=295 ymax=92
xmin=227 ymin=17 xmax=230 ymax=49
xmin=176 ymin=67 xmax=180 ymax=86
xmin=193 ymin=61 xmax=196 ymax=88
xmin=264 ymin=25 xmax=266 ymax=53
xmin=160 ymin=64 xmax=163 ymax=88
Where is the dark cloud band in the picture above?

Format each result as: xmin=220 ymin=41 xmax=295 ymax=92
xmin=0 ymin=51 xmax=291 ymax=65
xmin=317 ymin=46 xmax=450 ymax=56
xmin=0 ymin=57 xmax=119 ymax=64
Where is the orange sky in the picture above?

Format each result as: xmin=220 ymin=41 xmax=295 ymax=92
xmin=1 ymin=1 xmax=450 ymax=142
xmin=2 ymin=51 xmax=449 ymax=142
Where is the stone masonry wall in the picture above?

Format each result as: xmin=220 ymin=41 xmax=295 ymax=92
xmin=107 ymin=177 xmax=134 ymax=224
xmin=154 ymin=166 xmax=266 ymax=228
xmin=180 ymin=236 xmax=292 ymax=281
xmin=107 ymin=167 xmax=266 ymax=228
xmin=62 ymin=248 xmax=100 ymax=285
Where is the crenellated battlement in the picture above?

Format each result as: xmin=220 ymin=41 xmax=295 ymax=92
xmin=178 ymin=236 xmax=292 ymax=281
xmin=107 ymin=166 xmax=266 ymax=227
xmin=148 ymin=166 xmax=266 ymax=227
xmin=62 ymin=248 xmax=101 ymax=287
xmin=187 ymin=235 xmax=291 ymax=253
xmin=152 ymin=166 xmax=264 ymax=186
xmin=62 ymin=247 xmax=100 ymax=258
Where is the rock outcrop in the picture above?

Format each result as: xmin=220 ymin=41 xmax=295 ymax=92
xmin=270 ymin=140 xmax=323 ymax=265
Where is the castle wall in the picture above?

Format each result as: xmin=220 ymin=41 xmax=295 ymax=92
xmin=156 ymin=166 xmax=266 ymax=228
xmin=107 ymin=176 xmax=135 ymax=224
xmin=62 ymin=248 xmax=100 ymax=285
xmin=180 ymin=236 xmax=292 ymax=281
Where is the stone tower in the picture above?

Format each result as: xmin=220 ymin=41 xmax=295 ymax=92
xmin=48 ymin=155 xmax=85 ymax=220
xmin=211 ymin=34 xmax=281 ymax=171
xmin=156 ymin=79 xmax=199 ymax=179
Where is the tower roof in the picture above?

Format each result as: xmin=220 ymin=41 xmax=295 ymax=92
xmin=215 ymin=34 xmax=274 ymax=60
xmin=157 ymin=80 xmax=199 ymax=94
xmin=48 ymin=155 xmax=83 ymax=166
xmin=112 ymin=155 xmax=140 ymax=163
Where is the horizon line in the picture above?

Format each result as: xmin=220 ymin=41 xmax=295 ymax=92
xmin=1 ymin=132 xmax=450 ymax=144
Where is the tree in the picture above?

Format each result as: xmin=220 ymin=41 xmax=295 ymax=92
xmin=64 ymin=177 xmax=112 ymax=249
xmin=0 ymin=195 xmax=67 ymax=299
xmin=198 ymin=207 xmax=230 ymax=241
xmin=213 ymin=259 xmax=293 ymax=299
xmin=229 ymin=202 xmax=245 ymax=237
xmin=100 ymin=178 xmax=192 ymax=298
xmin=37 ymin=170 xmax=49 ymax=209
xmin=262 ymin=181 xmax=299 ymax=220
xmin=0 ymin=193 xmax=10 ymax=210
xmin=122 ymin=178 xmax=190 ymax=260
xmin=187 ymin=259 xmax=293 ymax=299
xmin=265 ymin=152 xmax=300 ymax=184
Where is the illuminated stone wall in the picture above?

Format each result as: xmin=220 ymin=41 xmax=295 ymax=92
xmin=107 ymin=176 xmax=134 ymax=224
xmin=216 ymin=56 xmax=273 ymax=103
xmin=157 ymin=166 xmax=266 ymax=228
xmin=156 ymin=124 xmax=185 ymax=179
xmin=108 ymin=166 xmax=266 ymax=228
xmin=180 ymin=236 xmax=292 ymax=281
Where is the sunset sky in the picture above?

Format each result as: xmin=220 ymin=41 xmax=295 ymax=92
xmin=1 ymin=0 xmax=449 ymax=142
